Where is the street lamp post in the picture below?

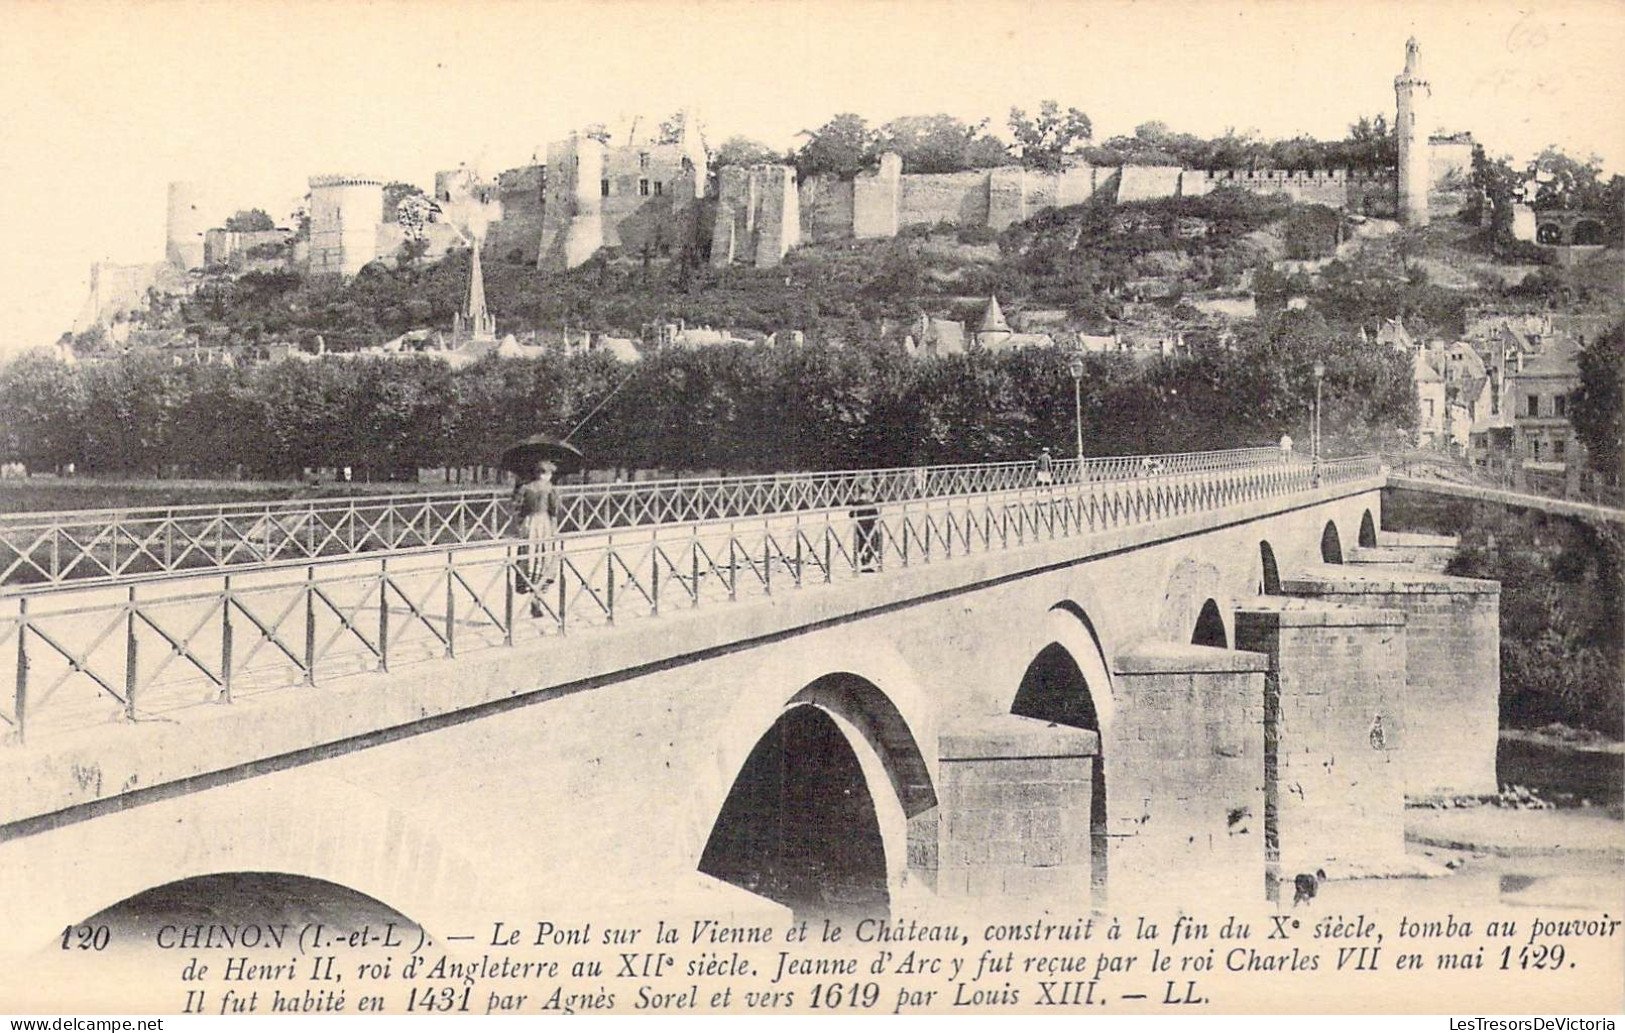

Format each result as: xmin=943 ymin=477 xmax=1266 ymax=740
xmin=1068 ymin=354 xmax=1085 ymax=480
xmin=1312 ymin=359 xmax=1325 ymax=487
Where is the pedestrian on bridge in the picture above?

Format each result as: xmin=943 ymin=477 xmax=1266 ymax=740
xmin=1279 ymin=433 xmax=1294 ymax=463
xmin=500 ymin=435 xmax=583 ymax=618
xmin=1036 ymin=447 xmax=1054 ymax=487
xmin=851 ymin=482 xmax=881 ymax=573
xmin=512 ymin=460 xmax=562 ymax=614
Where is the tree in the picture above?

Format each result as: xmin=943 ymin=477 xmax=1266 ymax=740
xmin=1342 ymin=114 xmax=1396 ymax=170
xmin=794 ymin=113 xmax=878 ymax=179
xmin=397 ymin=236 xmax=431 ymax=269
xmin=711 ymin=136 xmax=783 ymax=169
xmin=1571 ymin=321 xmax=1624 ymax=478
xmin=289 ymin=198 xmax=311 ymax=242
xmin=1007 ymin=101 xmax=1092 ymax=172
xmin=0 ymin=348 xmax=88 ymax=469
xmin=396 ymin=193 xmax=441 ymax=242
xmin=656 ymin=110 xmax=704 ymax=149
xmin=382 ymin=181 xmax=426 ymax=223
xmin=1527 ymin=146 xmax=1606 ymax=211
xmin=1470 ymin=145 xmax=1520 ymax=240
xmin=876 ymin=114 xmax=1010 ymax=173
xmin=223 ymin=209 xmax=275 ymax=232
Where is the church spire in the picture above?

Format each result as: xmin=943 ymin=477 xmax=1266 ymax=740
xmin=457 ymin=240 xmax=497 ymax=341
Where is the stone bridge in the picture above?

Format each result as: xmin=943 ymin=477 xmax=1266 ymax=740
xmin=0 ymin=454 xmax=1502 ymax=951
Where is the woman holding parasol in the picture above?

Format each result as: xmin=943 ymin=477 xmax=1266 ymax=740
xmin=502 ymin=435 xmax=582 ymax=616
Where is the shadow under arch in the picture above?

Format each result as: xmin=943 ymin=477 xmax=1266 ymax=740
xmin=77 ymin=871 xmax=417 ymax=949
xmin=1259 ymin=540 xmax=1281 ymax=594
xmin=698 ymin=673 xmax=935 ymax=921
xmin=1192 ymin=598 xmax=1228 ymax=648
xmin=1359 ymin=509 xmax=1377 ymax=548
xmin=1009 ymin=601 xmax=1114 ymax=909
xmin=1572 ymin=220 xmax=1605 ymax=246
xmin=1320 ymin=520 xmax=1344 ymax=564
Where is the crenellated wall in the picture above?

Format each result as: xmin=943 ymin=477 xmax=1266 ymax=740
xmin=762 ymin=160 xmax=1400 ymax=260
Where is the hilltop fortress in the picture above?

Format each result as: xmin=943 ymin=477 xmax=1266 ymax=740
xmin=78 ymin=39 xmax=1475 ymax=332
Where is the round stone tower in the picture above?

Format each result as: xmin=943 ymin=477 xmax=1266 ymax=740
xmin=308 ymin=175 xmax=385 ymax=277
xmin=166 ymin=181 xmax=213 ymax=270
xmin=1394 ymin=36 xmax=1431 ymax=227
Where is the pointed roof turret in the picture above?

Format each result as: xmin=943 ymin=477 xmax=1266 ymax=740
xmin=980 ymin=294 xmax=1011 ymax=334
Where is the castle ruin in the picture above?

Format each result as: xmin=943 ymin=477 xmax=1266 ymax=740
xmin=74 ymin=35 xmax=1471 ymax=336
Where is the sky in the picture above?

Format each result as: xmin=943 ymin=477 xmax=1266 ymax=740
xmin=1 ymin=0 xmax=1621 ymax=358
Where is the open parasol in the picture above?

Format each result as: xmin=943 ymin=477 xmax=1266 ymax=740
xmin=500 ymin=434 xmax=584 ymax=477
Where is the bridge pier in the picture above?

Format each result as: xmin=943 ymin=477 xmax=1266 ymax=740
xmin=1346 ymin=530 xmax=1459 ymax=573
xmin=1233 ymin=599 xmax=1409 ymax=891
xmin=1105 ymin=643 xmax=1267 ymax=907
xmin=923 ymin=717 xmax=1097 ymax=902
xmin=1282 ymin=566 xmax=1500 ymax=797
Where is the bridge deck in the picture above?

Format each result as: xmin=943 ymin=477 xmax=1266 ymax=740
xmin=1386 ymin=475 xmax=1625 ymax=523
xmin=0 ymin=452 xmax=1381 ymax=744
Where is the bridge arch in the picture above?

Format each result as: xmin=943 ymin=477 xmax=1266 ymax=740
xmin=1157 ymin=557 xmax=1228 ymax=645
xmin=1359 ymin=509 xmax=1377 ymax=548
xmin=1192 ymin=598 xmax=1228 ymax=648
xmin=1320 ymin=520 xmax=1344 ymax=563
xmin=76 ymin=871 xmax=416 ymax=945
xmin=693 ymin=640 xmax=937 ymax=917
xmin=1572 ymin=220 xmax=1605 ymax=246
xmin=1259 ymin=540 xmax=1282 ymax=594
xmin=10 ymin=774 xmax=474 ymax=952
xmin=1536 ymin=221 xmax=1564 ymax=245
xmin=699 ymin=699 xmax=895 ymax=917
xmin=1009 ymin=602 xmax=1115 ymax=907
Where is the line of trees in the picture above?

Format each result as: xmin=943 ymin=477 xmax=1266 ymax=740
xmin=781 ymin=110 xmax=1402 ymax=180
xmin=1 ymin=320 xmax=1414 ymax=480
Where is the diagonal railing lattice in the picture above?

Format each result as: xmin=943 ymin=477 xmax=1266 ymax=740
xmin=1 ymin=451 xmax=1381 ymax=742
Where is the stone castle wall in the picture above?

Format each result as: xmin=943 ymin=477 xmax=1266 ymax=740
xmin=489 ymin=164 xmax=545 ymax=263
xmin=898 ymin=169 xmax=991 ymax=228
xmin=769 ymin=161 xmax=1401 ymax=260
xmin=797 ymin=175 xmax=854 ymax=243
xmin=711 ymin=164 xmax=801 ymax=268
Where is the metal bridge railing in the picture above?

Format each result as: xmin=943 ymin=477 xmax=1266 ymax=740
xmin=0 ymin=453 xmax=1381 ymax=743
xmin=0 ymin=448 xmax=1288 ymax=589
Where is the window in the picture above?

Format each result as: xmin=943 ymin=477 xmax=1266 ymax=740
xmin=639 ymin=178 xmax=650 ymax=196
xmin=653 ymin=181 xmax=663 ymax=196
xmin=1554 ymin=438 xmax=1566 ymax=459
xmin=1425 ymin=398 xmax=1435 ymax=419
xmin=1555 ymin=394 xmax=1567 ymax=417
xmin=1532 ymin=440 xmax=1542 ymax=460
xmin=639 ymin=153 xmax=650 ymax=170
xmin=1527 ymin=394 xmax=1540 ymax=417
xmin=601 ymin=179 xmax=610 ymax=197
